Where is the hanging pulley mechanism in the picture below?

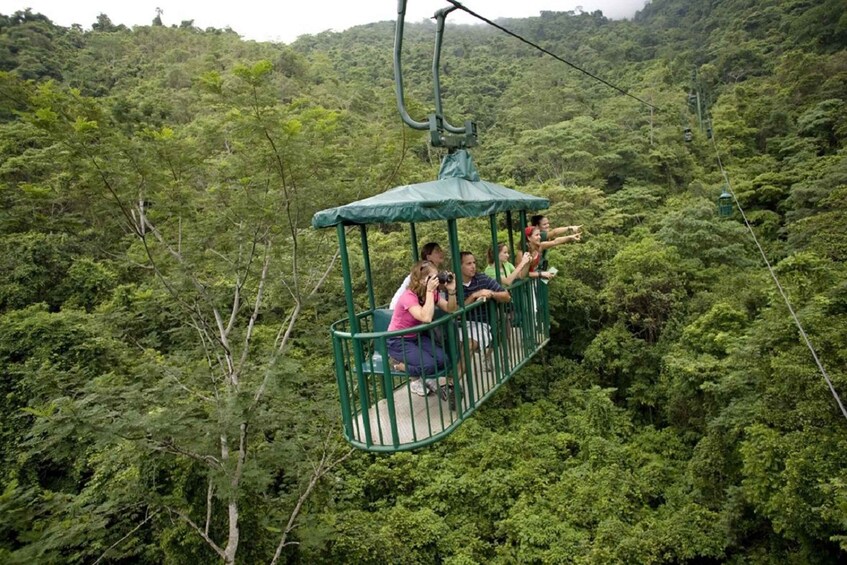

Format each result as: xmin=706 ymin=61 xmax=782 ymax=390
xmin=394 ymin=0 xmax=477 ymax=149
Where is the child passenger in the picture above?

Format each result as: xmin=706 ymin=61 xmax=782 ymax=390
xmin=485 ymin=242 xmax=532 ymax=287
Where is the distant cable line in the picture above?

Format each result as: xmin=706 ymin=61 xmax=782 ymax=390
xmin=444 ymin=0 xmax=660 ymax=111
xmin=708 ymin=130 xmax=847 ymax=422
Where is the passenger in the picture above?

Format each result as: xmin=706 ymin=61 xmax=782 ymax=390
xmin=485 ymin=242 xmax=532 ymax=287
xmin=387 ymin=260 xmax=458 ymax=399
xmin=485 ymin=242 xmax=531 ymax=344
xmin=530 ymin=215 xmax=581 ymax=271
xmin=459 ymin=251 xmax=510 ymax=354
xmin=524 ymin=227 xmax=555 ymax=281
xmin=522 ymin=226 xmax=557 ymax=341
xmin=389 ymin=242 xmax=445 ymax=309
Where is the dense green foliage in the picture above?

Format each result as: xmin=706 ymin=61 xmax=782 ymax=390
xmin=1 ymin=1 xmax=845 ymax=562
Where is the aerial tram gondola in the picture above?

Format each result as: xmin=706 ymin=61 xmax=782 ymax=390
xmin=718 ymin=184 xmax=733 ymax=217
xmin=311 ymin=1 xmax=553 ymax=452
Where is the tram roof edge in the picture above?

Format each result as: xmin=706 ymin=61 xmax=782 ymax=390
xmin=311 ymin=151 xmax=549 ymax=229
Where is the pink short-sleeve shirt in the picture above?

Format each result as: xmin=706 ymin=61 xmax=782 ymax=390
xmin=388 ymin=290 xmax=437 ymax=337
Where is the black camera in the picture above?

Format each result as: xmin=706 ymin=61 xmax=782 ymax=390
xmin=437 ymin=271 xmax=453 ymax=284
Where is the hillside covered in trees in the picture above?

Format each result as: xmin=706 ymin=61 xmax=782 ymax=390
xmin=1 ymin=0 xmax=846 ymax=562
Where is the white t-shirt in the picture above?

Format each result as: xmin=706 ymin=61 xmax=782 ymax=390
xmin=389 ymin=275 xmax=412 ymax=309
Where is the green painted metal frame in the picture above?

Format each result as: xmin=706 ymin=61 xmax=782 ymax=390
xmin=718 ymin=186 xmax=733 ymax=218
xmin=330 ymin=211 xmax=549 ymax=452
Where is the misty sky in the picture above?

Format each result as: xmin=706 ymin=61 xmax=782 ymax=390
xmin=2 ymin=0 xmax=650 ymax=43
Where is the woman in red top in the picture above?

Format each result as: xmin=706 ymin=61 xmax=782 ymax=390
xmin=524 ymin=226 xmax=555 ymax=281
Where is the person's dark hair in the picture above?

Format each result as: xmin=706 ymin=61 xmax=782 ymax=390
xmin=420 ymin=242 xmax=441 ymax=261
xmin=487 ymin=242 xmax=507 ymax=264
xmin=530 ymin=215 xmax=545 ymax=227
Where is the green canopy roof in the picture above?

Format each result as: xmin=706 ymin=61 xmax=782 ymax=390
xmin=311 ymin=150 xmax=549 ymax=228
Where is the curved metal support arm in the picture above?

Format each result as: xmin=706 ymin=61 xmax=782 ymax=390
xmin=394 ymin=0 xmax=428 ymax=130
xmin=433 ymin=7 xmax=466 ymax=134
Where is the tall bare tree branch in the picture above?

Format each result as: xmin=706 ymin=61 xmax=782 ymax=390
xmin=92 ymin=508 xmax=160 ymax=565
xmin=236 ymin=242 xmax=272 ymax=378
xmin=165 ymin=505 xmax=226 ymax=560
xmin=269 ymin=437 xmax=355 ymax=565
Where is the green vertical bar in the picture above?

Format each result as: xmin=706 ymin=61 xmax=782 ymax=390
xmin=489 ymin=213 xmax=501 ymax=285
xmin=539 ymin=277 xmax=550 ymax=340
xmin=447 ymin=219 xmax=461 ymax=302
xmin=519 ymin=211 xmax=528 ymax=252
xmin=505 ymin=211 xmax=517 ymax=374
xmin=447 ymin=219 xmax=471 ymax=412
xmin=409 ymin=222 xmax=419 ymax=264
xmin=445 ymin=313 xmax=463 ymax=417
xmin=506 ymin=211 xmax=515 ymax=263
xmin=337 ymin=224 xmax=373 ymax=446
xmin=332 ymin=332 xmax=353 ymax=439
xmin=338 ymin=225 xmax=358 ymax=332
xmin=380 ymin=353 xmax=401 ymax=449
xmin=519 ymin=210 xmax=533 ymax=357
xmin=360 ymin=225 xmax=375 ymax=312
xmin=487 ymin=214 xmax=502 ymax=379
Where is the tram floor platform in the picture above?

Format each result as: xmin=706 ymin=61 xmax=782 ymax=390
xmin=352 ymin=340 xmax=513 ymax=447
xmin=350 ymin=326 xmax=545 ymax=448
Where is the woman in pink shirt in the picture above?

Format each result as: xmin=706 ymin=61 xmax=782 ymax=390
xmin=387 ymin=260 xmax=457 ymax=396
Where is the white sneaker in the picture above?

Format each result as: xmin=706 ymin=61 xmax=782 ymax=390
xmin=409 ymin=379 xmax=427 ymax=396
xmin=425 ymin=379 xmax=439 ymax=394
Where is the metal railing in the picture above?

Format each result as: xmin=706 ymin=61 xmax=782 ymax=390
xmin=331 ymin=278 xmax=549 ymax=451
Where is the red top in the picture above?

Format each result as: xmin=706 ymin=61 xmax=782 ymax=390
xmin=524 ymin=227 xmax=541 ymax=272
xmin=527 ymin=252 xmax=540 ymax=273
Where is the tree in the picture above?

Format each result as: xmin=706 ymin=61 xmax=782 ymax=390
xmin=91 ymin=14 xmax=120 ymax=33
xmin=601 ymin=236 xmax=691 ymax=343
xmin=4 ymin=62 xmax=355 ymax=563
xmin=2 ymin=4 xmax=847 ymax=562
